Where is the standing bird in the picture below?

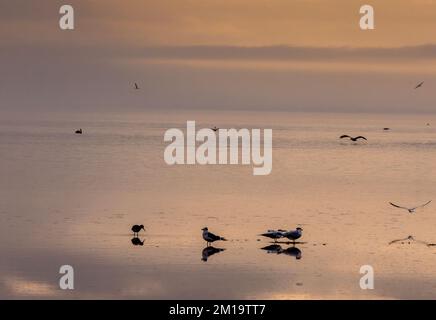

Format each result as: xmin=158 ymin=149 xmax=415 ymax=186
xmin=340 ymin=135 xmax=367 ymax=142
xmin=134 ymin=83 xmax=139 ymax=90
xmin=202 ymin=227 xmax=227 ymax=246
xmin=389 ymin=200 xmax=432 ymax=213
xmin=75 ymin=128 xmax=83 ymax=134
xmin=260 ymin=229 xmax=286 ymax=241
xmin=131 ymin=224 xmax=145 ymax=236
xmin=415 ymin=81 xmax=424 ymax=89
xmin=281 ymin=227 xmax=303 ymax=242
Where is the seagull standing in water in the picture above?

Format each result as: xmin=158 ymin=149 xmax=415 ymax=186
xmin=281 ymin=227 xmax=303 ymax=242
xmin=389 ymin=201 xmax=432 ymax=213
xmin=340 ymin=135 xmax=367 ymax=142
xmin=202 ymin=227 xmax=227 ymax=246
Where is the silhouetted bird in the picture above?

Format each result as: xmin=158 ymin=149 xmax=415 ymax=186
xmin=75 ymin=129 xmax=83 ymax=134
xmin=415 ymin=81 xmax=424 ymax=89
xmin=131 ymin=237 xmax=145 ymax=246
xmin=281 ymin=227 xmax=303 ymax=242
xmin=134 ymin=83 xmax=139 ymax=90
xmin=340 ymin=135 xmax=367 ymax=141
xmin=389 ymin=200 xmax=431 ymax=213
xmin=131 ymin=224 xmax=145 ymax=236
xmin=389 ymin=235 xmax=435 ymax=246
xmin=211 ymin=126 xmax=219 ymax=132
xmin=202 ymin=227 xmax=227 ymax=246
xmin=260 ymin=229 xmax=286 ymax=241
xmin=281 ymin=247 xmax=302 ymax=260
xmin=383 ymin=128 xmax=390 ymax=131
xmin=202 ymin=246 xmax=225 ymax=261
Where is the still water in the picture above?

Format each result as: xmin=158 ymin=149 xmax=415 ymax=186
xmin=1 ymin=110 xmax=436 ymax=299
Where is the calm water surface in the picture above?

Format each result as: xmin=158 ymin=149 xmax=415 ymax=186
xmin=1 ymin=110 xmax=436 ymax=299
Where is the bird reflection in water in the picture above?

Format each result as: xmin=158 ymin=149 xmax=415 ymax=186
xmin=131 ymin=237 xmax=145 ymax=246
xmin=261 ymin=244 xmax=302 ymax=260
xmin=389 ymin=235 xmax=436 ymax=247
xmin=202 ymin=246 xmax=226 ymax=262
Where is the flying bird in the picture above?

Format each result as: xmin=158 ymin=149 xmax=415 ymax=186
xmin=211 ymin=126 xmax=219 ymax=132
xmin=134 ymin=83 xmax=139 ymax=90
xmin=340 ymin=135 xmax=367 ymax=141
xmin=389 ymin=235 xmax=435 ymax=246
xmin=202 ymin=227 xmax=227 ymax=246
xmin=414 ymin=81 xmax=424 ymax=89
xmin=131 ymin=224 xmax=145 ymax=236
xmin=389 ymin=200 xmax=432 ymax=213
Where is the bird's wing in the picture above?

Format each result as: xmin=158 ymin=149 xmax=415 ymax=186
xmin=389 ymin=202 xmax=410 ymax=210
xmin=389 ymin=236 xmax=412 ymax=245
xmin=415 ymin=200 xmax=432 ymax=209
xmin=415 ymin=82 xmax=424 ymax=89
xmin=340 ymin=135 xmax=350 ymax=139
xmin=208 ymin=232 xmax=220 ymax=240
xmin=355 ymin=136 xmax=367 ymax=140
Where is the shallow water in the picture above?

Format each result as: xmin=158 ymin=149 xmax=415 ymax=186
xmin=1 ymin=110 xmax=436 ymax=299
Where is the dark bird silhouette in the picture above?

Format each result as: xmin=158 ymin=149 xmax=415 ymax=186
xmin=202 ymin=227 xmax=227 ymax=246
xmin=383 ymin=128 xmax=390 ymax=131
xmin=75 ymin=129 xmax=83 ymax=134
xmin=389 ymin=235 xmax=435 ymax=246
xmin=389 ymin=200 xmax=431 ymax=213
xmin=261 ymin=244 xmax=302 ymax=260
xmin=201 ymin=246 xmax=225 ymax=261
xmin=340 ymin=135 xmax=367 ymax=141
xmin=415 ymin=81 xmax=424 ymax=89
xmin=281 ymin=247 xmax=302 ymax=260
xmin=131 ymin=224 xmax=145 ymax=236
xmin=134 ymin=83 xmax=139 ymax=90
xmin=131 ymin=237 xmax=145 ymax=246
xmin=281 ymin=227 xmax=303 ymax=242
xmin=211 ymin=126 xmax=219 ymax=132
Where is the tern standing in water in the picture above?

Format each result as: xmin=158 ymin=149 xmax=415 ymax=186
xmin=281 ymin=227 xmax=303 ymax=242
xmin=202 ymin=227 xmax=227 ymax=246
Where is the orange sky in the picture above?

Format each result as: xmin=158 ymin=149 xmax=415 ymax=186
xmin=1 ymin=0 xmax=436 ymax=113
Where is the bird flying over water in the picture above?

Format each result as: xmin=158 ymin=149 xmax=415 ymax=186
xmin=389 ymin=200 xmax=432 ymax=213
xmin=389 ymin=235 xmax=435 ymax=246
xmin=415 ymin=81 xmax=424 ymax=89
xmin=202 ymin=227 xmax=227 ymax=246
xmin=340 ymin=135 xmax=367 ymax=141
